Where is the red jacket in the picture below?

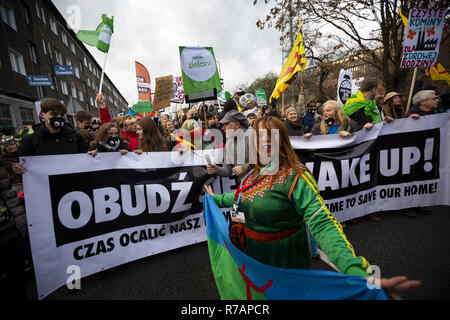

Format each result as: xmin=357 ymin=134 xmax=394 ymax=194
xmin=100 ymin=106 xmax=140 ymax=151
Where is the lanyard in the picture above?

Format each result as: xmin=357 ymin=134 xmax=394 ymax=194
xmin=234 ymin=164 xmax=271 ymax=209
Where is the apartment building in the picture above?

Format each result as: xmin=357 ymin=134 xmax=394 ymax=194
xmin=0 ymin=0 xmax=127 ymax=129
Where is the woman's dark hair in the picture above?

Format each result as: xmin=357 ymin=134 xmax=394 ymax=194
xmin=137 ymin=117 xmax=169 ymax=152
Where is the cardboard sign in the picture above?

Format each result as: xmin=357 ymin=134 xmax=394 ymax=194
xmin=400 ymin=8 xmax=448 ymax=68
xmin=153 ymin=75 xmax=173 ymax=110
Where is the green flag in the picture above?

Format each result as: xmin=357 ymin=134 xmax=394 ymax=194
xmin=76 ymin=14 xmax=114 ymax=53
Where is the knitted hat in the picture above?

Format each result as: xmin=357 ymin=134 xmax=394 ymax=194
xmin=285 ymin=107 xmax=297 ymax=116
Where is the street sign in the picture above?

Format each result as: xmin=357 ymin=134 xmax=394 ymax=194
xmin=28 ymin=75 xmax=52 ymax=86
xmin=54 ymin=65 xmax=74 ymax=76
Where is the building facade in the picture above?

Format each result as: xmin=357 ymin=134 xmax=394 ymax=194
xmin=0 ymin=0 xmax=128 ymax=129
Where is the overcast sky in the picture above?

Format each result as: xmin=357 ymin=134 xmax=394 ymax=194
xmin=52 ymin=0 xmax=284 ymax=107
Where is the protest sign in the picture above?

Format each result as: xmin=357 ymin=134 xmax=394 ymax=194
xmin=135 ymin=61 xmax=152 ymax=103
xmin=400 ymin=8 xmax=448 ymax=68
xmin=337 ymin=70 xmax=353 ymax=105
xmin=352 ymin=77 xmax=364 ymax=95
xmin=23 ymin=150 xmax=235 ymax=299
xmin=179 ymin=46 xmax=222 ymax=100
xmin=153 ymin=75 xmax=173 ymax=110
xmin=22 ymin=115 xmax=449 ymax=299
xmin=255 ymin=89 xmax=267 ymax=106
xmin=131 ymin=100 xmax=153 ymax=116
xmin=290 ymin=114 xmax=450 ymax=221
xmin=171 ymin=76 xmax=185 ymax=103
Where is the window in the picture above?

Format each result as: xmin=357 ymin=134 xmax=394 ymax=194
xmin=74 ymin=65 xmax=80 ymax=78
xmin=88 ymin=62 xmax=92 ymax=72
xmin=36 ymin=86 xmax=44 ymax=100
xmin=79 ymin=60 xmax=83 ymax=72
xmin=47 ymin=42 xmax=52 ymax=58
xmin=35 ymin=1 xmax=45 ymax=23
xmin=83 ymin=56 xmax=87 ymax=67
xmin=22 ymin=2 xmax=31 ymax=25
xmin=28 ymin=41 xmax=38 ymax=64
xmin=0 ymin=103 xmax=13 ymax=127
xmin=20 ymin=107 xmax=36 ymax=125
xmin=36 ymin=2 xmax=41 ymax=19
xmin=61 ymin=32 xmax=68 ymax=46
xmin=71 ymin=85 xmax=77 ymax=99
xmin=66 ymin=58 xmax=72 ymax=66
xmin=78 ymin=89 xmax=84 ymax=102
xmin=70 ymin=42 xmax=76 ymax=54
xmin=50 ymin=19 xmax=58 ymax=35
xmin=60 ymin=80 xmax=68 ymax=95
xmin=89 ymin=96 xmax=94 ymax=107
xmin=9 ymin=49 xmax=26 ymax=75
xmin=0 ymin=4 xmax=17 ymax=30
xmin=42 ymin=39 xmax=47 ymax=55
xmin=55 ymin=49 xmax=62 ymax=64
xmin=87 ymin=77 xmax=91 ymax=88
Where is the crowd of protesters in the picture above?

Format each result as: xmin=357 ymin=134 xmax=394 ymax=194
xmin=0 ymin=74 xmax=447 ymax=299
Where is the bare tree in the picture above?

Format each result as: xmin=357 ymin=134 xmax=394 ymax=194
xmin=252 ymin=0 xmax=449 ymax=92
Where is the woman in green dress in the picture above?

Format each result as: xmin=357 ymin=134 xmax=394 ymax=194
xmin=204 ymin=116 xmax=420 ymax=298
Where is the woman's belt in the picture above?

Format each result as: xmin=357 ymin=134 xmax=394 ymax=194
xmin=230 ymin=223 xmax=302 ymax=254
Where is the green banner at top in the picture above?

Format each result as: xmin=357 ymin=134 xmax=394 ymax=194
xmin=179 ymin=46 xmax=222 ymax=96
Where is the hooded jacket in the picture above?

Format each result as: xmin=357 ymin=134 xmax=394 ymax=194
xmin=18 ymin=123 xmax=88 ymax=157
xmin=343 ymin=91 xmax=381 ymax=127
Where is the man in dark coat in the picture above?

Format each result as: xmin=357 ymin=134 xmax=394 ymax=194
xmin=12 ymin=99 xmax=88 ymax=174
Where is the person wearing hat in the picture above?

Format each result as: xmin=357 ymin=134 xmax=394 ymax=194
xmin=218 ymin=98 xmax=239 ymax=121
xmin=206 ymin=109 xmax=249 ymax=177
xmin=283 ymin=107 xmax=306 ymax=136
xmin=382 ymin=92 xmax=405 ymax=121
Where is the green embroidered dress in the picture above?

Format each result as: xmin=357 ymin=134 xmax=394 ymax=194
xmin=213 ymin=165 xmax=370 ymax=277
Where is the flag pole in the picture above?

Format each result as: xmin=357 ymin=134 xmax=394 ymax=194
xmin=98 ymin=51 xmax=108 ymax=94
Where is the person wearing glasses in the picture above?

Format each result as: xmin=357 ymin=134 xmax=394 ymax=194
xmin=407 ymin=90 xmax=440 ymax=119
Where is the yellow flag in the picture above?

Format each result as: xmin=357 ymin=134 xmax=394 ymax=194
xmin=427 ymin=63 xmax=450 ymax=86
xmin=398 ymin=9 xmax=408 ymax=28
xmin=269 ymin=16 xmax=307 ymax=103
